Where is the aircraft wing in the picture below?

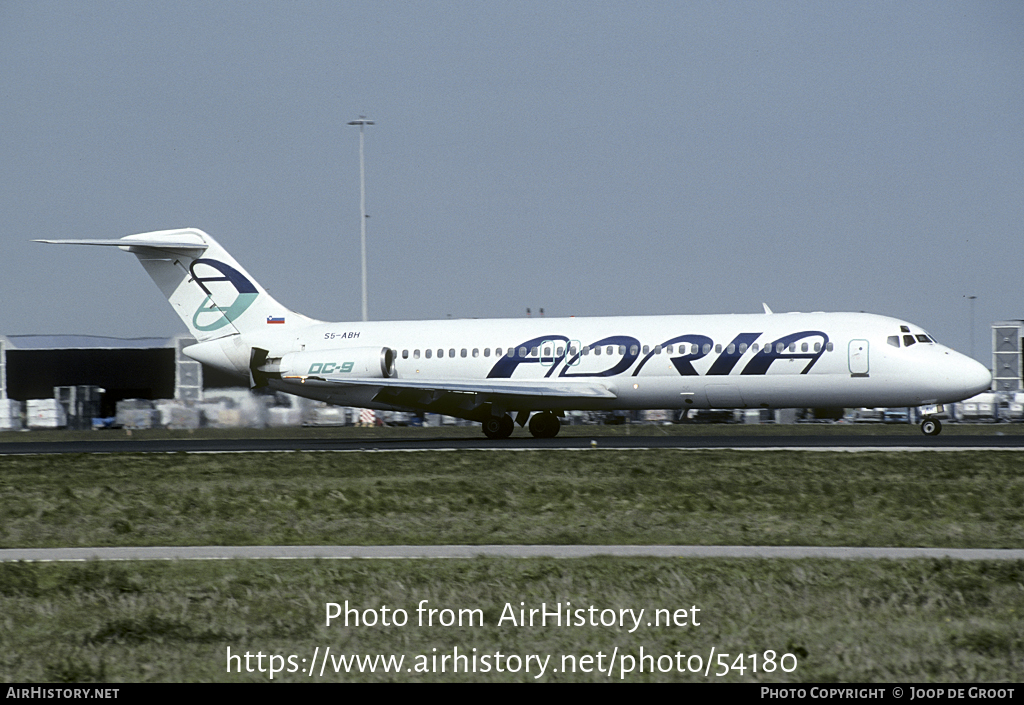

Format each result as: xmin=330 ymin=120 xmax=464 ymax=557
xmin=280 ymin=374 xmax=617 ymax=412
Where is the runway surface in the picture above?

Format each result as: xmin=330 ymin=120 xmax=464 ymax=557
xmin=3 ymin=432 xmax=1024 ymax=454
xmin=3 ymin=545 xmax=1023 ymax=562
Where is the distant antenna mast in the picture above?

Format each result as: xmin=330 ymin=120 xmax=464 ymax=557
xmin=348 ymin=116 xmax=374 ymax=321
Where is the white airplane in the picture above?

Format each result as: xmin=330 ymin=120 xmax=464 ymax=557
xmin=38 ymin=228 xmax=991 ymax=438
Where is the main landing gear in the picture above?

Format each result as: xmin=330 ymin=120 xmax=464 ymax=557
xmin=480 ymin=411 xmax=562 ymax=439
xmin=482 ymin=414 xmax=514 ymax=439
xmin=528 ymin=411 xmax=561 ymax=439
xmin=920 ymin=417 xmax=942 ymax=436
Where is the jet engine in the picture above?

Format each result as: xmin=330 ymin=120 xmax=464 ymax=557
xmin=274 ymin=347 xmax=397 ymax=380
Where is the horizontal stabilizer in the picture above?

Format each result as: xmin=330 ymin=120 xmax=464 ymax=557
xmin=35 ymin=237 xmax=208 ymax=255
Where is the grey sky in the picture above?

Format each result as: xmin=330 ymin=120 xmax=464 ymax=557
xmin=2 ymin=1 xmax=1021 ymax=362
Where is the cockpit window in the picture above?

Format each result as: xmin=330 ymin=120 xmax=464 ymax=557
xmin=915 ymin=334 xmax=931 ymax=343
xmin=903 ymin=335 xmax=916 ymax=347
xmin=900 ymin=325 xmax=910 ymax=333
xmin=887 ymin=335 xmax=900 ymax=348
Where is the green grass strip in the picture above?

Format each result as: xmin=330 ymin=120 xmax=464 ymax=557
xmin=0 ymin=557 xmax=1021 ymax=682
xmin=1 ymin=450 xmax=1022 ymax=548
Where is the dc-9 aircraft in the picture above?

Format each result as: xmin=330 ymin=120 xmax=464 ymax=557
xmin=38 ymin=228 xmax=991 ymax=438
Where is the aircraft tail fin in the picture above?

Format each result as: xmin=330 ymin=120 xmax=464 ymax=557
xmin=36 ymin=228 xmax=318 ymax=341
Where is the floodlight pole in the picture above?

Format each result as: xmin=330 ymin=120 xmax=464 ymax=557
xmin=968 ymin=295 xmax=977 ymax=361
xmin=348 ymin=116 xmax=374 ymax=321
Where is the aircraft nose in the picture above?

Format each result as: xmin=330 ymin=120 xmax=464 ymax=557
xmin=960 ymin=357 xmax=992 ymax=399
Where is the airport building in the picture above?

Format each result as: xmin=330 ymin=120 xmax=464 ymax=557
xmin=0 ymin=334 xmax=228 ymax=430
xmin=992 ymin=321 xmax=1023 ymax=393
xmin=0 ymin=334 xmax=383 ymax=431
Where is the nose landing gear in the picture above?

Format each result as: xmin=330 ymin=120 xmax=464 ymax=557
xmin=920 ymin=417 xmax=942 ymax=436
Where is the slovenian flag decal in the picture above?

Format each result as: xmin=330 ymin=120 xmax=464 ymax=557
xmin=267 ymin=316 xmax=285 ymax=324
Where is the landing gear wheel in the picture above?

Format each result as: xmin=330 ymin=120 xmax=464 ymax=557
xmin=528 ymin=412 xmax=561 ymax=439
xmin=921 ymin=417 xmax=942 ymax=436
xmin=482 ymin=414 xmax=515 ymax=439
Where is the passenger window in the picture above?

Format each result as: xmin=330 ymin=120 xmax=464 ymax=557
xmin=556 ymin=347 xmax=564 ymax=356
xmin=826 ymin=343 xmax=834 ymax=352
xmin=788 ymin=343 xmax=796 ymax=352
xmin=594 ymin=346 xmax=601 ymax=356
xmin=530 ymin=347 xmax=538 ymax=356
xmin=739 ymin=343 xmax=747 ymax=353
xmin=654 ymin=345 xmax=662 ymax=354
xmin=461 ymin=349 xmax=467 ymax=358
xmin=715 ymin=344 xmax=722 ymax=353
xmin=483 ymin=348 xmax=490 ymax=357
xmin=402 ymin=349 xmax=409 ymax=359
xmin=814 ymin=342 xmax=821 ymax=352
xmin=519 ymin=347 xmax=528 ymax=357
xmin=703 ymin=344 xmax=712 ymax=355
xmin=630 ymin=345 xmax=638 ymax=355
xmin=887 ymin=336 xmax=900 ymax=348
xmin=543 ymin=347 xmax=551 ymax=356
xmin=414 ymin=350 xmax=421 ymax=359
xmin=801 ymin=343 xmax=808 ymax=353
xmin=727 ymin=344 xmax=735 ymax=354
xmin=425 ymin=349 xmax=432 ymax=359
xmin=608 ymin=346 xmax=615 ymax=355
xmin=903 ymin=335 xmax=916 ymax=347
xmin=642 ymin=345 xmax=650 ymax=355
xmin=777 ymin=343 xmax=785 ymax=353
xmin=665 ymin=345 xmax=673 ymax=354
xmin=450 ymin=348 xmax=456 ymax=358
xmin=437 ymin=349 xmax=444 ymax=358
xmin=472 ymin=348 xmax=479 ymax=357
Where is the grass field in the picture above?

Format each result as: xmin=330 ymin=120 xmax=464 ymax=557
xmin=1 ymin=556 xmax=1022 ymax=682
xmin=1 ymin=444 xmax=1021 ymax=682
xmin=0 ymin=449 xmax=1022 ymax=548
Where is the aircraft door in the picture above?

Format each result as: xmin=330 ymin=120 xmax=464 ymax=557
xmin=848 ymin=339 xmax=869 ymax=377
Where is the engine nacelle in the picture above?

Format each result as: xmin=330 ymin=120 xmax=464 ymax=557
xmin=278 ymin=347 xmax=396 ymax=379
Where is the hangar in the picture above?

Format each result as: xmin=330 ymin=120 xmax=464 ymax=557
xmin=0 ymin=334 xmax=242 ymax=423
